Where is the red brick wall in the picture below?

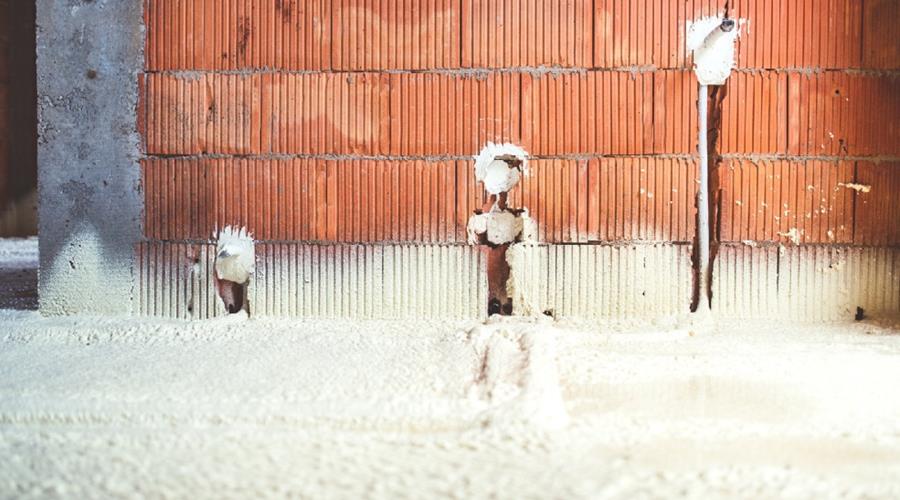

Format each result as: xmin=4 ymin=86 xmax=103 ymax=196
xmin=140 ymin=0 xmax=899 ymax=247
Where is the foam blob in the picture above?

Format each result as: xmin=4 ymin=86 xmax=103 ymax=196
xmin=214 ymin=226 xmax=255 ymax=284
xmin=474 ymin=142 xmax=529 ymax=195
xmin=686 ymin=16 xmax=746 ymax=86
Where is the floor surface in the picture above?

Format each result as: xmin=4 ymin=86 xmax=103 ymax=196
xmin=2 ymin=238 xmax=899 ymax=499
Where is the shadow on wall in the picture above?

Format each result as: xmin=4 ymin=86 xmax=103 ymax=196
xmin=0 ymin=0 xmax=37 ymax=237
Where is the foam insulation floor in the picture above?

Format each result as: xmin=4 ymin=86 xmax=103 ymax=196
xmin=1 ymin=308 xmax=899 ymax=499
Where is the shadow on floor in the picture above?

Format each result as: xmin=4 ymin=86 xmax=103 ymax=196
xmin=0 ymin=238 xmax=38 ymax=310
xmin=0 ymin=268 xmax=37 ymax=310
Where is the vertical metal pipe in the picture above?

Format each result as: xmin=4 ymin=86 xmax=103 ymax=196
xmin=697 ymin=84 xmax=710 ymax=310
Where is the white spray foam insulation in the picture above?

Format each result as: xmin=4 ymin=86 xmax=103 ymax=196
xmin=485 ymin=211 xmax=525 ymax=245
xmin=473 ymin=142 xmax=529 ymax=195
xmin=465 ymin=317 xmax=569 ymax=430
xmin=838 ymin=182 xmax=872 ymax=193
xmin=714 ymin=245 xmax=900 ymax=321
xmin=507 ymin=243 xmax=693 ymax=319
xmin=686 ymin=16 xmax=747 ymax=86
xmin=469 ymin=209 xmax=540 ymax=247
xmin=466 ymin=213 xmax=489 ymax=245
xmin=467 ymin=211 xmax=526 ymax=246
xmin=519 ymin=210 xmax=538 ymax=243
xmin=5 ymin=309 xmax=900 ymax=497
xmin=506 ymin=242 xmax=544 ymax=317
xmin=214 ymin=226 xmax=255 ymax=284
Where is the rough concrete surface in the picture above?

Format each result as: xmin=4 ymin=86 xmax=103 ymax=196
xmin=36 ymin=0 xmax=143 ymax=315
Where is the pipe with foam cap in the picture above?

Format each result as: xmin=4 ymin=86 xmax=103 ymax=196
xmin=688 ymin=14 xmax=741 ymax=313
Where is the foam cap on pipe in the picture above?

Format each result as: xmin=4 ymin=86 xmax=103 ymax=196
xmin=687 ymin=15 xmax=743 ymax=86
xmin=214 ymin=226 xmax=255 ymax=285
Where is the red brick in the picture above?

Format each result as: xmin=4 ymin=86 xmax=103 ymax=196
xmin=144 ymin=157 xmax=698 ymax=244
xmin=855 ymin=162 xmax=900 ymax=246
xmin=719 ymin=159 xmax=856 ymax=244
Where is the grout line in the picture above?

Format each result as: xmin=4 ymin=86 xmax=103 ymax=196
xmin=140 ymin=238 xmax=900 ymax=250
xmin=139 ymin=152 xmax=900 ymax=163
xmin=141 ymin=238 xmax=700 ymax=247
xmin=718 ymin=241 xmax=900 ymax=250
xmin=719 ymin=153 xmax=900 ymax=163
xmin=144 ymin=67 xmax=900 ymax=77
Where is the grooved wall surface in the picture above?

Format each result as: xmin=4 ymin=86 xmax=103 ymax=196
xmin=141 ymin=70 xmax=900 ymax=158
xmin=140 ymin=0 xmax=899 ymax=319
xmin=720 ymin=160 xmax=900 ymax=246
xmin=141 ymin=0 xmax=899 ymax=247
xmin=142 ymin=157 xmax=698 ymax=243
xmin=138 ymin=242 xmax=488 ymax=319
xmin=145 ymin=0 xmax=899 ymax=71
xmin=140 ymin=71 xmax=704 ymax=157
xmin=714 ymin=245 xmax=900 ymax=321
xmin=508 ymin=243 xmax=694 ymax=319
xmin=720 ymin=72 xmax=900 ymax=156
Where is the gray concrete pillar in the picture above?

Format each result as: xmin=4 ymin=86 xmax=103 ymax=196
xmin=36 ymin=0 xmax=144 ymax=315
